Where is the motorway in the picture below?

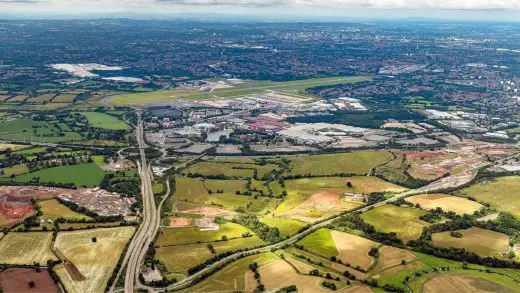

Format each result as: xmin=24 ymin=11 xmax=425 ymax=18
xmin=111 ymin=124 xmax=520 ymax=292
xmin=109 ymin=114 xmax=159 ymax=293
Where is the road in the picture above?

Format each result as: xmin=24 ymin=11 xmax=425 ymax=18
xmin=110 ymin=134 xmax=520 ymax=292
xmin=140 ymin=150 xmax=520 ymax=292
xmin=108 ymin=114 xmax=159 ymax=293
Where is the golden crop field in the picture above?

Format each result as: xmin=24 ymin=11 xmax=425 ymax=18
xmin=0 ymin=232 xmax=57 ymax=265
xmin=54 ymin=227 xmax=135 ymax=293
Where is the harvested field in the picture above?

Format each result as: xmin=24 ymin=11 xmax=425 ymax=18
xmin=288 ymin=151 xmax=392 ymax=176
xmin=245 ymin=259 xmax=348 ymax=293
xmin=370 ymin=246 xmax=418 ymax=275
xmin=420 ymin=272 xmax=519 ymax=293
xmin=0 ymin=232 xmax=57 ymax=265
xmin=0 ymin=268 xmax=58 ymax=293
xmin=52 ymin=94 xmax=76 ymax=103
xmin=54 ymin=227 xmax=135 ymax=293
xmin=0 ymin=143 xmax=28 ymax=151
xmin=406 ymin=194 xmax=482 ymax=215
xmin=297 ymin=228 xmax=338 ymax=258
xmin=362 ymin=205 xmax=430 ymax=242
xmin=285 ymin=255 xmax=316 ymax=273
xmin=456 ymin=176 xmax=520 ymax=217
xmin=330 ymin=230 xmax=378 ymax=271
xmin=432 ymin=227 xmax=509 ymax=257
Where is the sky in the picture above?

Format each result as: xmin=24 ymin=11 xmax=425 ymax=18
xmin=1 ymin=0 xmax=520 ymax=21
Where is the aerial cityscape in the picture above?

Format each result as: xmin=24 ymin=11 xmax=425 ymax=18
xmin=1 ymin=1 xmax=520 ymax=293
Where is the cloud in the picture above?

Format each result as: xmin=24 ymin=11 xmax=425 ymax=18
xmin=2 ymin=0 xmax=520 ymax=11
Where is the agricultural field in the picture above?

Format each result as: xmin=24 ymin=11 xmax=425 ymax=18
xmin=0 ymin=268 xmax=59 ymax=293
xmin=0 ymin=119 xmax=82 ymax=143
xmin=80 ymin=112 xmax=130 ymax=130
xmin=259 ymin=217 xmax=307 ymax=237
xmin=156 ymin=222 xmax=254 ymax=246
xmin=432 ymin=227 xmax=510 ymax=257
xmin=183 ymin=161 xmax=279 ymax=178
xmin=8 ymin=95 xmax=30 ymax=102
xmin=274 ymin=176 xmax=404 ymax=222
xmin=10 ymin=163 xmax=105 ymax=187
xmin=288 ymin=151 xmax=392 ymax=176
xmin=406 ymin=194 xmax=483 ymax=215
xmin=0 ymin=143 xmax=28 ymax=151
xmin=26 ymin=93 xmax=57 ymax=103
xmin=0 ymin=232 xmax=57 ymax=265
xmin=297 ymin=228 xmax=338 ymax=258
xmin=409 ymin=270 xmax=520 ymax=293
xmin=52 ymin=94 xmax=77 ymax=103
xmin=0 ymin=163 xmax=29 ymax=177
xmin=155 ymin=236 xmax=264 ymax=275
xmin=329 ymin=230 xmax=379 ymax=271
xmin=39 ymin=199 xmax=93 ymax=221
xmin=183 ymin=252 xmax=279 ymax=292
xmin=456 ymin=176 xmax=520 ymax=217
xmin=54 ymin=227 xmax=135 ymax=293
xmin=174 ymin=177 xmax=278 ymax=213
xmin=361 ymin=205 xmax=430 ymax=242
xmin=109 ymin=76 xmax=370 ymax=106
xmin=244 ymin=259 xmax=347 ymax=293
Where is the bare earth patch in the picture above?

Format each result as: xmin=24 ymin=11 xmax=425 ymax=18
xmin=169 ymin=217 xmax=192 ymax=227
xmin=181 ymin=206 xmax=236 ymax=217
xmin=283 ymin=192 xmax=359 ymax=223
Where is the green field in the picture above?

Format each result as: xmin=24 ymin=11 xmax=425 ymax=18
xmin=109 ymin=76 xmax=370 ymax=106
xmin=259 ymin=217 xmax=307 ymax=237
xmin=9 ymin=163 xmax=105 ymax=187
xmin=80 ymin=112 xmax=131 ymax=130
xmin=288 ymin=151 xmax=392 ymax=176
xmin=456 ymin=176 xmax=520 ymax=217
xmin=184 ymin=161 xmax=279 ymax=178
xmin=155 ymin=236 xmax=265 ymax=275
xmin=362 ymin=205 xmax=429 ymax=242
xmin=156 ymin=222 xmax=254 ymax=246
xmin=0 ymin=119 xmax=82 ymax=143
xmin=175 ymin=177 xmax=278 ymax=213
xmin=39 ymin=199 xmax=93 ymax=221
xmin=296 ymin=228 xmax=338 ymax=258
